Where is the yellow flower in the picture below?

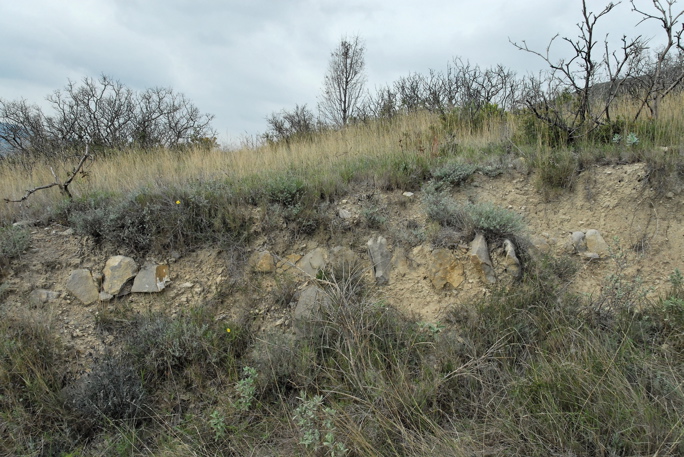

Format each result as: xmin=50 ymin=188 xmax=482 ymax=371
xmin=226 ymin=328 xmax=231 ymax=333
xmin=176 ymin=200 xmax=181 ymax=205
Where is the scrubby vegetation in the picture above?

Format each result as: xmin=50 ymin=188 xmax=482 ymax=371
xmin=2 ymin=2 xmax=684 ymax=455
xmin=2 ymin=256 xmax=684 ymax=456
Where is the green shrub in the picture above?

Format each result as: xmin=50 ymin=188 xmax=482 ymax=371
xmin=430 ymin=160 xmax=478 ymax=190
xmin=67 ymin=182 xmax=251 ymax=253
xmin=532 ymin=148 xmax=578 ymax=192
xmin=65 ymin=359 xmax=145 ymax=426
xmin=264 ymin=173 xmax=307 ymax=207
xmin=124 ymin=311 xmax=249 ymax=391
xmin=0 ymin=318 xmax=77 ymax=455
xmin=424 ymin=192 xmax=526 ymax=242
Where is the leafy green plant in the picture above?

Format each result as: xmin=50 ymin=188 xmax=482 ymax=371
xmin=264 ymin=173 xmax=306 ymax=207
xmin=362 ymin=206 xmax=387 ymax=229
xmin=234 ymin=366 xmax=258 ymax=412
xmin=532 ymin=148 xmax=578 ymax=192
xmin=293 ymin=392 xmax=348 ymax=457
xmin=209 ymin=410 xmax=227 ymax=440
xmin=424 ymin=191 xmax=526 ymax=242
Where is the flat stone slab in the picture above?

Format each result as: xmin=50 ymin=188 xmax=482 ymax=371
xmin=66 ymin=269 xmax=99 ymax=305
xmin=131 ymin=264 xmax=170 ymax=293
xmin=102 ymin=255 xmax=138 ymax=295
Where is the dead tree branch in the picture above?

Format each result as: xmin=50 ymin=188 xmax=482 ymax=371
xmin=4 ymin=145 xmax=90 ymax=203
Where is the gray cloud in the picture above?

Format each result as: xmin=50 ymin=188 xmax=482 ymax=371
xmin=0 ymin=0 xmax=670 ymax=143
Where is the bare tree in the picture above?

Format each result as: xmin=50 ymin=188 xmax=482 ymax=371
xmin=319 ymin=36 xmax=367 ymax=126
xmin=0 ymin=74 xmax=215 ymax=159
xmin=263 ymin=104 xmax=318 ymax=144
xmin=511 ymin=0 xmax=644 ymax=143
xmin=629 ymin=0 xmax=684 ymax=119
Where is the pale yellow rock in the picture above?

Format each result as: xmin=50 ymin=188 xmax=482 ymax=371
xmin=250 ymin=250 xmax=276 ymax=273
xmin=429 ymin=249 xmax=465 ymax=289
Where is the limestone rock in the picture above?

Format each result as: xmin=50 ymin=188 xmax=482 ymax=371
xmin=131 ymin=264 xmax=170 ymax=293
xmin=102 ymin=256 xmax=138 ymax=295
xmin=293 ymin=286 xmax=331 ymax=333
xmin=249 ymin=250 xmax=275 ymax=273
xmin=296 ymin=247 xmax=328 ymax=277
xmin=470 ymin=233 xmax=496 ymax=284
xmin=503 ymin=239 xmax=522 ymax=281
xmin=67 ymin=269 xmax=99 ymax=305
xmin=367 ymin=235 xmax=392 ymax=285
xmin=570 ymin=231 xmax=587 ymax=253
xmin=428 ymin=249 xmax=465 ymax=289
xmin=530 ymin=235 xmax=551 ymax=253
xmin=99 ymin=291 xmax=114 ymax=302
xmin=277 ymin=254 xmax=302 ymax=273
xmin=29 ymin=289 xmax=60 ymax=306
xmin=585 ymin=229 xmax=610 ymax=257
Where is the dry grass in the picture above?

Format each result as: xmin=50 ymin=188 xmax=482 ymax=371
xmin=0 ymin=111 xmax=516 ymax=224
xmin=3 ymin=91 xmax=684 ymax=225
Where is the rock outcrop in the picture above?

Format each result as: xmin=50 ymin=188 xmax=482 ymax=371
xmin=367 ymin=235 xmax=392 ymax=285
xmin=428 ymin=248 xmax=465 ymax=289
xmin=470 ymin=233 xmax=496 ymax=284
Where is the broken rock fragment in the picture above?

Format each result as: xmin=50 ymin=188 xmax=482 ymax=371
xmin=102 ymin=255 xmax=138 ymax=295
xmin=470 ymin=233 xmax=496 ymax=284
xmin=428 ymin=248 xmax=465 ymax=290
xmin=367 ymin=235 xmax=392 ymax=285
xmin=131 ymin=264 xmax=170 ymax=293
xmin=66 ymin=269 xmax=99 ymax=305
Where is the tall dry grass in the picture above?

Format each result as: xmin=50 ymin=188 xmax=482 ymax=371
xmin=0 ymin=111 xmax=513 ymax=224
xmin=2 ymin=91 xmax=684 ymax=225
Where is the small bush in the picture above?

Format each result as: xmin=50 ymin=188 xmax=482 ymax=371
xmin=65 ymin=359 xmax=145 ymax=426
xmin=362 ymin=206 xmax=387 ymax=229
xmin=0 ymin=317 xmax=77 ymax=455
xmin=0 ymin=225 xmax=31 ymax=272
xmin=124 ymin=311 xmax=249 ymax=391
xmin=264 ymin=173 xmax=307 ymax=207
xmin=67 ymin=182 xmax=251 ymax=253
xmin=430 ymin=160 xmax=478 ymax=190
xmin=424 ymin=192 xmax=526 ymax=242
xmin=532 ymin=148 xmax=578 ymax=192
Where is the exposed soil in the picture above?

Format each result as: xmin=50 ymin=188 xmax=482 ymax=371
xmin=2 ymin=162 xmax=683 ymax=378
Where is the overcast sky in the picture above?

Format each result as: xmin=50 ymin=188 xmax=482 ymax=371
xmin=0 ymin=0 xmax=671 ymax=145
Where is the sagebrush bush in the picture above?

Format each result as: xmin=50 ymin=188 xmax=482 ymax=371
xmin=66 ymin=182 xmax=251 ymax=253
xmin=424 ymin=191 xmax=526 ymax=242
xmin=430 ymin=160 xmax=478 ymax=190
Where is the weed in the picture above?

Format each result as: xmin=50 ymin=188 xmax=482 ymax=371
xmin=264 ymin=173 xmax=306 ymax=207
xmin=424 ymin=191 xmax=526 ymax=244
xmin=361 ymin=206 xmax=387 ymax=229
xmin=532 ymin=148 xmax=578 ymax=193
xmin=65 ymin=358 xmax=145 ymax=427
